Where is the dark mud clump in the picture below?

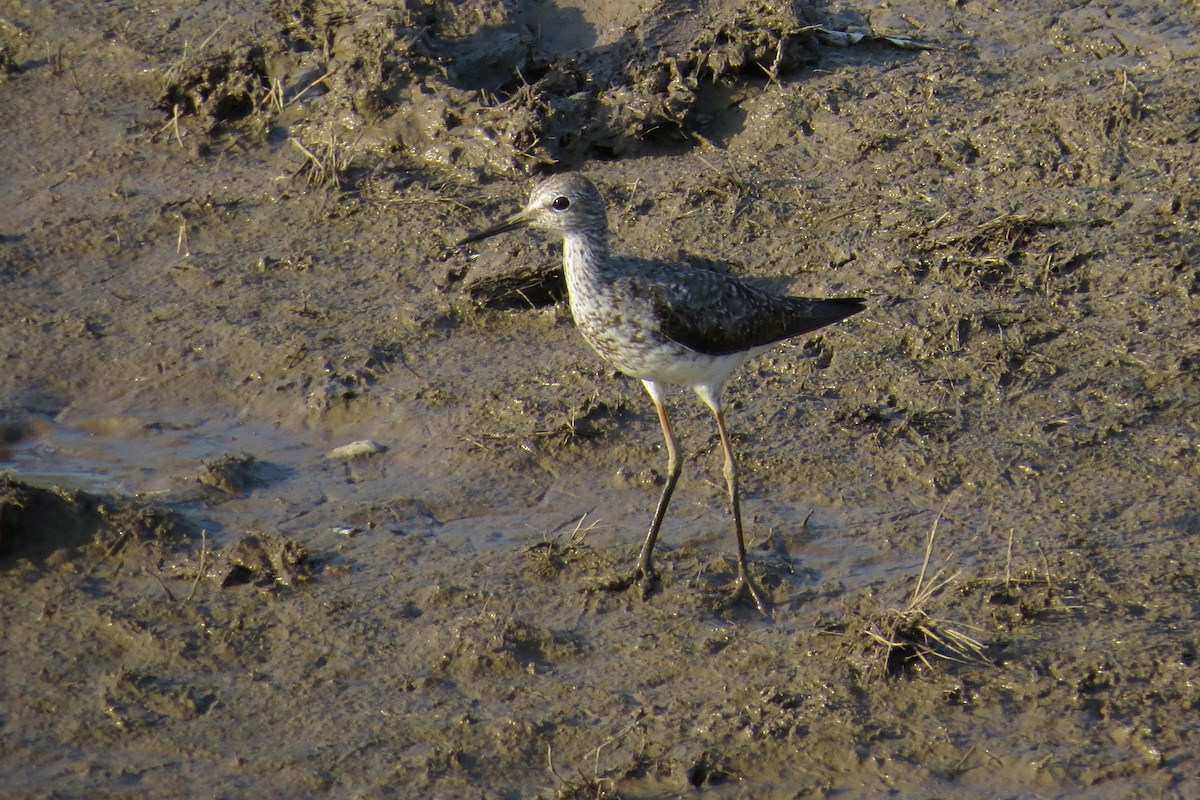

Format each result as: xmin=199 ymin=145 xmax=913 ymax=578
xmin=0 ymin=475 xmax=195 ymax=567
xmin=157 ymin=0 xmax=829 ymax=178
xmin=157 ymin=47 xmax=271 ymax=130
xmin=165 ymin=530 xmax=313 ymax=589
xmin=196 ymin=452 xmax=274 ymax=495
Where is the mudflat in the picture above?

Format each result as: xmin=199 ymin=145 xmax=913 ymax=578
xmin=1 ymin=0 xmax=1196 ymax=797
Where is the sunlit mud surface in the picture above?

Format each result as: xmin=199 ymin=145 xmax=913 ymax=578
xmin=1 ymin=0 xmax=1197 ymax=797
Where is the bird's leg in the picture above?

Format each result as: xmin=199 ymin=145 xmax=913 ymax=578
xmin=634 ymin=396 xmax=681 ymax=594
xmin=713 ymin=409 xmax=769 ymax=613
xmin=595 ymin=382 xmax=679 ymax=600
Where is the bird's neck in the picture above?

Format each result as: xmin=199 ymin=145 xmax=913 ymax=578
xmin=561 ymin=231 xmax=611 ymax=325
xmin=562 ymin=231 xmax=609 ymax=281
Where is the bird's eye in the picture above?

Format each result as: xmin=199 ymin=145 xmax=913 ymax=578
xmin=551 ymin=195 xmax=571 ymax=211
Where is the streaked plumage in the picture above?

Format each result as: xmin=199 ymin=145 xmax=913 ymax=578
xmin=459 ymin=174 xmax=864 ymax=610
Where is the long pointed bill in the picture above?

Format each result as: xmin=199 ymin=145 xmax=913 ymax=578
xmin=456 ymin=210 xmax=532 ymax=247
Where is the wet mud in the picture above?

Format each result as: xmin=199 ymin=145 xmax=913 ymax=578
xmin=1 ymin=0 xmax=1198 ymax=797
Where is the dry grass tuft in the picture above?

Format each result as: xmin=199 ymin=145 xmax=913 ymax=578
xmin=861 ymin=509 xmax=988 ymax=675
xmin=542 ymin=712 xmax=644 ymax=799
xmin=524 ymin=514 xmax=607 ymax=578
xmin=544 ymin=770 xmax=621 ymax=800
xmin=290 ymin=126 xmax=354 ymax=191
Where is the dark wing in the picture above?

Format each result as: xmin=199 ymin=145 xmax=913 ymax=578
xmin=647 ymin=269 xmax=864 ymax=357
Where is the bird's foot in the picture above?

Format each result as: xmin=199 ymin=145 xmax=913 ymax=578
xmin=725 ymin=571 xmax=771 ymax=616
xmin=590 ymin=565 xmax=661 ymax=601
